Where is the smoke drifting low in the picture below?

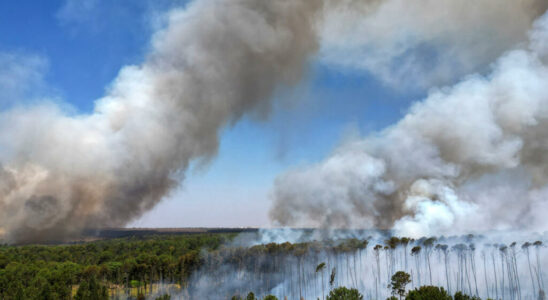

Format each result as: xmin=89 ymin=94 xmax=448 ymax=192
xmin=1 ymin=0 xmax=547 ymax=243
xmin=270 ymin=12 xmax=548 ymax=237
xmin=166 ymin=231 xmax=548 ymax=299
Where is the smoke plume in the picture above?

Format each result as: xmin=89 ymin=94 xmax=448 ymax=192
xmin=1 ymin=0 xmax=547 ymax=243
xmin=0 ymin=0 xmax=323 ymax=243
xmin=270 ymin=11 xmax=548 ymax=237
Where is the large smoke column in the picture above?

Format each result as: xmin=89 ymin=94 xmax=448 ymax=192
xmin=0 ymin=0 xmax=323 ymax=243
xmin=0 ymin=0 xmax=546 ymax=243
xmin=270 ymin=11 xmax=548 ymax=237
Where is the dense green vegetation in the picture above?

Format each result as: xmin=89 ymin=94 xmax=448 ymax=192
xmin=0 ymin=233 xmax=232 ymax=299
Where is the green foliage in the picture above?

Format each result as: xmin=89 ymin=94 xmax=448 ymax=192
xmin=246 ymin=292 xmax=257 ymax=300
xmin=316 ymin=262 xmax=326 ymax=273
xmin=0 ymin=233 xmax=232 ymax=299
xmin=74 ymin=276 xmax=108 ymax=300
xmin=406 ymin=286 xmax=451 ymax=300
xmin=263 ymin=295 xmax=278 ymax=300
xmin=326 ymin=286 xmax=364 ymax=300
xmin=454 ymin=291 xmax=481 ymax=300
xmin=330 ymin=267 xmax=336 ymax=286
xmin=155 ymin=294 xmax=171 ymax=300
xmin=411 ymin=246 xmax=421 ymax=255
xmin=389 ymin=271 xmax=411 ymax=299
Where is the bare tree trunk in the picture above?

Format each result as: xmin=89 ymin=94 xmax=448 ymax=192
xmin=537 ymin=246 xmax=545 ymax=292
xmin=470 ymin=251 xmax=479 ymax=297
xmin=526 ymin=248 xmax=537 ymax=297
xmin=465 ymin=253 xmax=472 ymax=296
xmin=482 ymin=252 xmax=490 ymax=299
xmin=403 ymin=244 xmax=407 ymax=271
xmin=375 ymin=250 xmax=380 ymax=300
xmin=445 ymin=251 xmax=451 ymax=295
xmin=322 ymin=270 xmax=325 ymax=300
xmin=426 ymin=250 xmax=432 ymax=285
xmin=501 ymin=251 xmax=506 ymax=300
xmin=511 ymin=248 xmax=521 ymax=300
xmin=352 ymin=251 xmax=359 ymax=289
xmin=492 ymin=251 xmax=499 ymax=300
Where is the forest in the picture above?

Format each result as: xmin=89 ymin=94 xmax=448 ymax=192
xmin=0 ymin=233 xmax=231 ymax=299
xmin=0 ymin=231 xmax=546 ymax=299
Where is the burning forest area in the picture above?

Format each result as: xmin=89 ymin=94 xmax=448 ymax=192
xmin=1 ymin=230 xmax=548 ymax=299
xmin=2 ymin=0 xmax=548 ymax=299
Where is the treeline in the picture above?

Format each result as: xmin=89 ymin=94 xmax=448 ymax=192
xmin=0 ymin=233 xmax=232 ymax=299
xmin=192 ymin=239 xmax=369 ymax=297
xmin=188 ymin=236 xmax=546 ymax=299
xmin=0 ymin=232 xmax=545 ymax=299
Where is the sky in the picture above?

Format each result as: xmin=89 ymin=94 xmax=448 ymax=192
xmin=0 ymin=0 xmax=422 ymax=228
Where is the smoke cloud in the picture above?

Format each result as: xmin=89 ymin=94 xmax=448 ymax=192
xmin=270 ymin=11 xmax=548 ymax=237
xmin=320 ymin=0 xmax=548 ymax=89
xmin=1 ymin=0 xmax=547 ymax=243
xmin=0 ymin=0 xmax=323 ymax=243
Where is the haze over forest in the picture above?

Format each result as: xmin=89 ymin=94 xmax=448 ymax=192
xmin=3 ymin=0 xmax=548 ymax=299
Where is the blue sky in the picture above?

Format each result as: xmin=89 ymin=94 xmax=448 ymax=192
xmin=0 ymin=0 xmax=423 ymax=227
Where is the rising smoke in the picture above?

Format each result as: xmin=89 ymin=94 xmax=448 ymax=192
xmin=0 ymin=0 xmax=547 ymax=243
xmin=0 ymin=0 xmax=323 ymax=243
xmin=270 ymin=10 xmax=548 ymax=237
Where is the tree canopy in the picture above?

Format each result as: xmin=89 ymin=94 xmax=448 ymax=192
xmin=326 ymin=286 xmax=364 ymax=300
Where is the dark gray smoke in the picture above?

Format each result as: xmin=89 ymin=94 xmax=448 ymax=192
xmin=0 ymin=0 xmax=546 ymax=243
xmin=270 ymin=11 xmax=548 ymax=237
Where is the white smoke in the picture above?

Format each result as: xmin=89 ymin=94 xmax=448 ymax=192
xmin=1 ymin=0 xmax=547 ymax=243
xmin=270 ymin=11 xmax=548 ymax=237
xmin=320 ymin=0 xmax=548 ymax=89
xmin=169 ymin=230 xmax=548 ymax=299
xmin=0 ymin=0 xmax=323 ymax=243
